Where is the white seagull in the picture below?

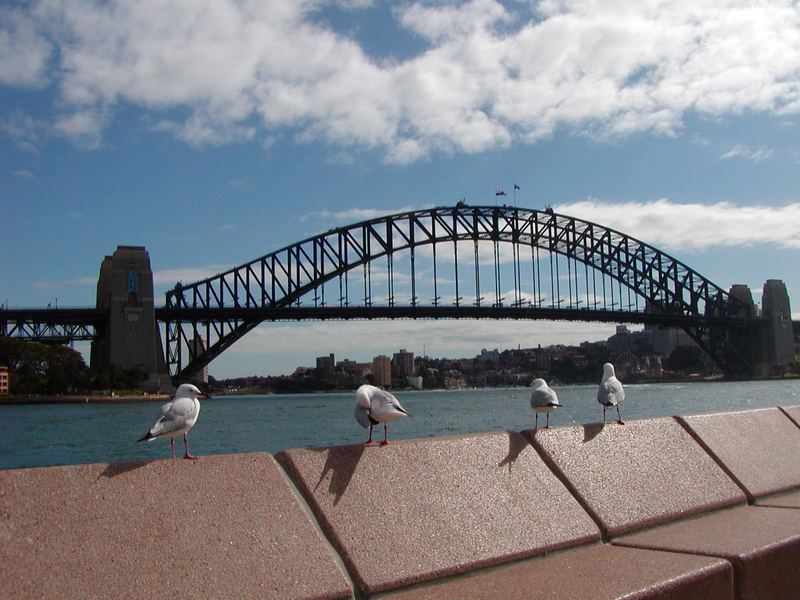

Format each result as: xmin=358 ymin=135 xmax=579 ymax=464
xmin=597 ymin=363 xmax=625 ymax=424
xmin=529 ymin=378 xmax=561 ymax=429
xmin=137 ymin=383 xmax=208 ymax=459
xmin=354 ymin=384 xmax=409 ymax=445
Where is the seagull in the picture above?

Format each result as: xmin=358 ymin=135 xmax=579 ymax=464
xmin=137 ymin=383 xmax=208 ymax=459
xmin=597 ymin=362 xmax=625 ymax=424
xmin=354 ymin=384 xmax=409 ymax=445
xmin=529 ymin=378 xmax=561 ymax=429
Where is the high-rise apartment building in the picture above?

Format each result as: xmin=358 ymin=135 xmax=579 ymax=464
xmin=392 ymin=349 xmax=415 ymax=380
xmin=372 ymin=355 xmax=392 ymax=387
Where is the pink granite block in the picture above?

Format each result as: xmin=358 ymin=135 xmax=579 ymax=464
xmin=0 ymin=454 xmax=352 ymax=600
xmin=383 ymin=544 xmax=734 ymax=600
xmin=678 ymin=408 xmax=800 ymax=500
xmin=616 ymin=506 xmax=800 ymax=600
xmin=277 ymin=432 xmax=600 ymax=595
xmin=757 ymin=489 xmax=800 ymax=508
xmin=779 ymin=405 xmax=800 ymax=428
xmin=526 ymin=418 xmax=746 ymax=537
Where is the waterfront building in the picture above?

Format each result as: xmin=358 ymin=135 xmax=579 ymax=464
xmin=406 ymin=375 xmax=424 ymax=389
xmin=372 ymin=355 xmax=392 ymax=387
xmin=392 ymin=349 xmax=415 ymax=380
xmin=391 ymin=348 xmax=414 ymax=386
xmin=316 ymin=353 xmax=335 ymax=378
xmin=0 ymin=365 xmax=8 ymax=395
xmin=480 ymin=348 xmax=500 ymax=363
xmin=647 ymin=325 xmax=694 ymax=356
xmin=607 ymin=326 xmax=633 ymax=354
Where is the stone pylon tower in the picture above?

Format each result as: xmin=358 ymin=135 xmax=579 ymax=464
xmin=760 ymin=279 xmax=795 ymax=371
xmin=90 ymin=246 xmax=171 ymax=392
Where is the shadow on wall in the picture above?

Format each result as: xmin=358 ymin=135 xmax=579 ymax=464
xmin=313 ymin=444 xmax=366 ymax=506
xmin=497 ymin=431 xmax=529 ymax=473
xmin=97 ymin=460 xmax=152 ymax=479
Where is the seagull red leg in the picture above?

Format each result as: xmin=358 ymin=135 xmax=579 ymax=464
xmin=380 ymin=423 xmax=389 ymax=446
xmin=617 ymin=405 xmax=625 ymax=425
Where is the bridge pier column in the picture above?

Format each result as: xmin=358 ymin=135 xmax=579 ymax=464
xmin=759 ymin=280 xmax=795 ymax=373
xmin=89 ymin=246 xmax=172 ymax=393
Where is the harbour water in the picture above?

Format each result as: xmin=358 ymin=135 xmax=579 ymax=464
xmin=1 ymin=379 xmax=799 ymax=470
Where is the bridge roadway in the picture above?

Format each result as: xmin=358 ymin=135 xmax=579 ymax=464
xmin=1 ymin=304 xmax=770 ymax=338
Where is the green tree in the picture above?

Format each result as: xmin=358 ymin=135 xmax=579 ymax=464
xmin=0 ymin=338 xmax=88 ymax=394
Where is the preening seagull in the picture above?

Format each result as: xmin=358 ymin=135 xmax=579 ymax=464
xmin=597 ymin=363 xmax=625 ymax=424
xmin=354 ymin=384 xmax=409 ymax=445
xmin=529 ymin=378 xmax=561 ymax=429
xmin=137 ymin=383 xmax=208 ymax=459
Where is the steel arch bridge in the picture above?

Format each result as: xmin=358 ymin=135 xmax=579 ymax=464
xmin=163 ymin=204 xmax=757 ymax=382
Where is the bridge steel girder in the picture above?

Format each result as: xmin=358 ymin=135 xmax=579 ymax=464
xmin=0 ymin=308 xmax=105 ymax=343
xmin=164 ymin=205 xmax=756 ymax=382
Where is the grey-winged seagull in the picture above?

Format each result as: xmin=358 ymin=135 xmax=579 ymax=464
xmin=137 ymin=383 xmax=208 ymax=459
xmin=529 ymin=378 xmax=561 ymax=429
xmin=354 ymin=384 xmax=409 ymax=445
xmin=597 ymin=362 xmax=625 ymax=424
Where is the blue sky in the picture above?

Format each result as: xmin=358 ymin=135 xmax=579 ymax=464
xmin=1 ymin=0 xmax=799 ymax=378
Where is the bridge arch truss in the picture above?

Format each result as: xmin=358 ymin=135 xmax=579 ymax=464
xmin=164 ymin=205 xmax=752 ymax=381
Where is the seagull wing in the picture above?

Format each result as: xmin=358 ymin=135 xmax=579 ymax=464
xmin=354 ymin=404 xmax=378 ymax=428
xmin=369 ymin=388 xmax=409 ymax=418
xmin=147 ymin=397 xmax=198 ymax=438
xmin=597 ymin=378 xmax=625 ymax=406
xmin=530 ymin=386 xmax=559 ymax=408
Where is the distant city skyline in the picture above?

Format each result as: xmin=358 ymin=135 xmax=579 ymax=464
xmin=2 ymin=1 xmax=799 ymax=378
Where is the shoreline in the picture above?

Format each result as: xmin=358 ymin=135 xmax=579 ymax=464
xmin=0 ymin=394 xmax=170 ymax=405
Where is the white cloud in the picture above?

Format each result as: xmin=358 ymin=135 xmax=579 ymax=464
xmin=0 ymin=7 xmax=51 ymax=88
xmin=12 ymin=169 xmax=33 ymax=179
xmin=398 ymin=0 xmax=512 ymax=42
xmin=556 ymin=198 xmax=800 ymax=250
xmin=53 ymin=109 xmax=107 ymax=149
xmin=720 ymin=144 xmax=774 ymax=162
xmin=1 ymin=111 xmax=47 ymax=152
xmin=300 ymin=206 xmax=418 ymax=223
xmin=3 ymin=0 xmax=800 ymax=160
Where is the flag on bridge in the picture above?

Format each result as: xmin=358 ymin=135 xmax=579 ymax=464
xmin=514 ymin=183 xmax=520 ymax=190
xmin=495 ymin=189 xmax=506 ymax=196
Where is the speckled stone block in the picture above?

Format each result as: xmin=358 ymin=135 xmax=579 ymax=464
xmin=615 ymin=506 xmax=800 ymax=600
xmin=779 ymin=404 xmax=800 ymax=428
xmin=757 ymin=489 xmax=800 ymax=508
xmin=0 ymin=454 xmax=352 ymax=600
xmin=526 ymin=418 xmax=746 ymax=537
xmin=678 ymin=408 xmax=800 ymax=500
xmin=277 ymin=432 xmax=600 ymax=595
xmin=381 ymin=544 xmax=734 ymax=600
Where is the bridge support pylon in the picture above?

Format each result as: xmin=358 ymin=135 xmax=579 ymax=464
xmin=89 ymin=246 xmax=172 ymax=393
